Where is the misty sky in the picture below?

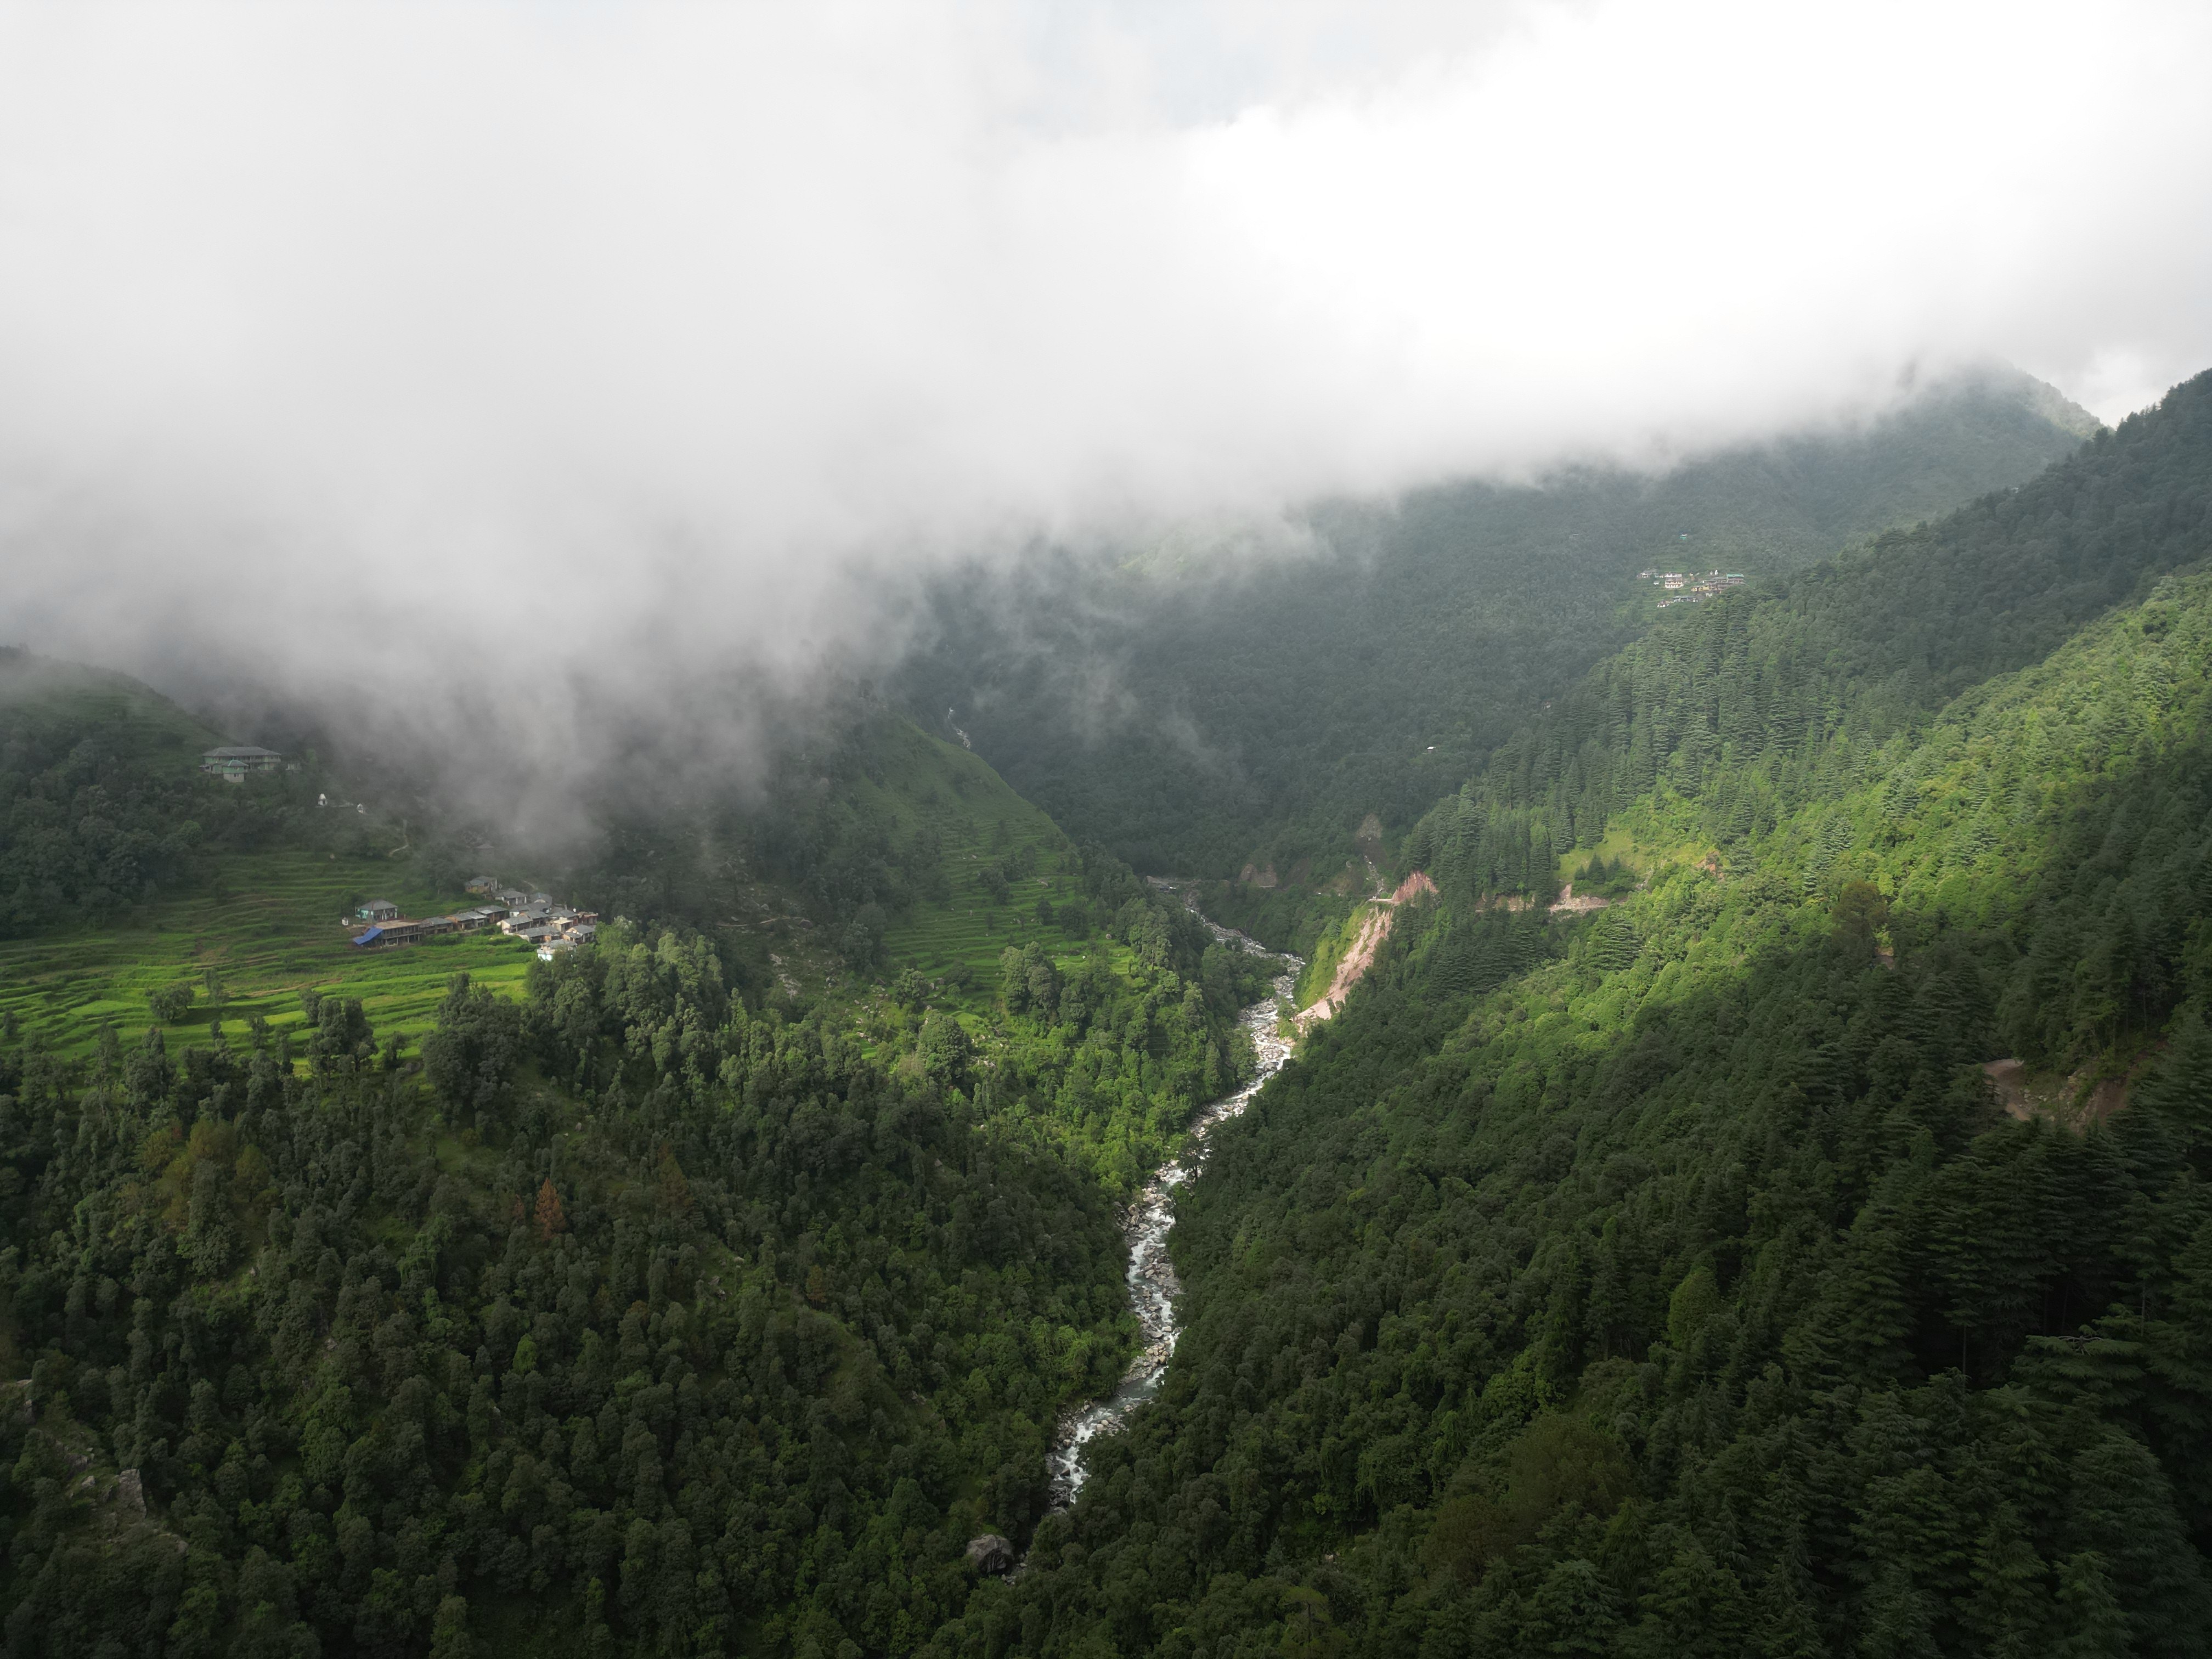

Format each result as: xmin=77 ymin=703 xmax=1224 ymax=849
xmin=3 ymin=0 xmax=2210 ymax=805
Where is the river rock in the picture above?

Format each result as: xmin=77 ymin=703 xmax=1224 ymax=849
xmin=964 ymin=1534 xmax=1014 ymax=1575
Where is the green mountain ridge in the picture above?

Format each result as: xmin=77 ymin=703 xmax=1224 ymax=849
xmin=972 ymin=370 xmax=2212 ymax=1657
xmin=902 ymin=365 xmax=2098 ymax=881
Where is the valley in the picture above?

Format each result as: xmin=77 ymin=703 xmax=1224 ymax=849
xmin=7 ymin=369 xmax=2212 ymax=1658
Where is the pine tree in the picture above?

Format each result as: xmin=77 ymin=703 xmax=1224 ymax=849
xmin=534 ymin=1178 xmax=567 ymax=1242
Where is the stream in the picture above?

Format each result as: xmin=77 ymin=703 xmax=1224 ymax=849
xmin=1041 ymin=891 xmax=1303 ymax=1509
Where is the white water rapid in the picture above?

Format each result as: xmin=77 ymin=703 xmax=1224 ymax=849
xmin=1042 ymin=891 xmax=1302 ymax=1509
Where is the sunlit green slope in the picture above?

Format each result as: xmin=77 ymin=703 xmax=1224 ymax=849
xmin=977 ymin=373 xmax=2212 ymax=1658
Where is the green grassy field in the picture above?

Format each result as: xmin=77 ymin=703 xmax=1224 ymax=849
xmin=0 ymin=848 xmax=534 ymax=1063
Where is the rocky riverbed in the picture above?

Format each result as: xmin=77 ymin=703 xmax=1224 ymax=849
xmin=1042 ymin=900 xmax=1301 ymax=1508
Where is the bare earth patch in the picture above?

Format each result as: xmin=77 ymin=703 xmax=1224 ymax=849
xmin=1982 ymin=1058 xmax=2129 ymax=1128
xmin=1296 ymin=872 xmax=1437 ymax=1026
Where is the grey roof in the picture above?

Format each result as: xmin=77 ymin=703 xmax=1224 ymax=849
xmin=203 ymin=746 xmax=283 ymax=759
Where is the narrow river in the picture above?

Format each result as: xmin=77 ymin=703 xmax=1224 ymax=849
xmin=1042 ymin=895 xmax=1302 ymax=1508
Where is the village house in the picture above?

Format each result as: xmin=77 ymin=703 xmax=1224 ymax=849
xmin=201 ymin=746 xmax=284 ymax=782
xmin=342 ymin=877 xmax=584 ymax=952
xmin=465 ymin=874 xmax=499 ymax=894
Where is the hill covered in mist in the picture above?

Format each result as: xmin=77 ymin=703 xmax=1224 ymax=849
xmin=901 ymin=366 xmax=2098 ymax=882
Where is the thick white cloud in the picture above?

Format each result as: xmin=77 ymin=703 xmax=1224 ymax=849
xmin=0 ymin=0 xmax=2207 ymax=810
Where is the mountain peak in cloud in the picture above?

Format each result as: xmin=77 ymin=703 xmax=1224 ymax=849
xmin=0 ymin=0 xmax=2204 ymax=817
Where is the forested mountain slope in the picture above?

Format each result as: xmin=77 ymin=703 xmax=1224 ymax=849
xmin=902 ymin=368 xmax=2096 ymax=880
xmin=0 ymin=650 xmax=321 ymax=939
xmin=951 ymin=374 xmax=2212 ymax=1657
xmin=1408 ymin=370 xmax=2212 ymax=901
xmin=0 ymin=930 xmax=1140 ymax=1657
xmin=0 ymin=663 xmax=1285 ymax=1656
xmin=546 ymin=708 xmax=1285 ymax=1196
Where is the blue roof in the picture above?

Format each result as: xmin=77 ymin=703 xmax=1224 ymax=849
xmin=351 ymin=927 xmax=383 ymax=946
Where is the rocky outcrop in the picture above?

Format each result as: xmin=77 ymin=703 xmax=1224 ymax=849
xmin=1983 ymin=1058 xmax=2129 ymax=1127
xmin=965 ymin=1534 xmax=1014 ymax=1575
xmin=1389 ymin=871 xmax=1437 ymax=905
xmin=1548 ymin=881 xmax=1612 ymax=914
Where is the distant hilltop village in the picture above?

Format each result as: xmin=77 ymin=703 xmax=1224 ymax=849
xmin=346 ymin=877 xmax=599 ymax=960
xmin=1638 ymin=567 xmax=1746 ymax=608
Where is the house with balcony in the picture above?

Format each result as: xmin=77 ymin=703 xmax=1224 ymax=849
xmin=201 ymin=746 xmax=284 ymax=782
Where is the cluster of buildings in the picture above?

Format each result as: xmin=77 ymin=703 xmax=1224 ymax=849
xmin=347 ymin=877 xmax=599 ymax=959
xmin=1638 ymin=568 xmax=1746 ymax=608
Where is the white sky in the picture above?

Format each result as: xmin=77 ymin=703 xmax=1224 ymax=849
xmin=1 ymin=0 xmax=2208 ymax=800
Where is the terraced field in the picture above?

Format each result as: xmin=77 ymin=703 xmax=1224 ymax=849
xmin=1 ymin=658 xmax=1124 ymax=1064
xmin=850 ymin=722 xmax=1098 ymax=996
xmin=0 ymin=848 xmax=533 ymax=1062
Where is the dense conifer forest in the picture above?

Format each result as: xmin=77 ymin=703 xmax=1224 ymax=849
xmin=0 ymin=885 xmax=1267 ymax=1656
xmin=940 ymin=371 xmax=2212 ymax=1656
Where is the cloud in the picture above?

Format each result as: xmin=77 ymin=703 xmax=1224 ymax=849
xmin=0 ymin=0 xmax=2208 ymax=821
